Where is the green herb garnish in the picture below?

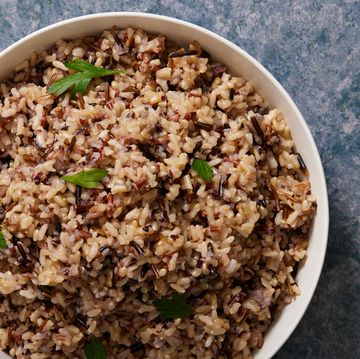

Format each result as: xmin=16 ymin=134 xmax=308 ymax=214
xmin=48 ymin=59 xmax=125 ymax=97
xmin=61 ymin=169 xmax=108 ymax=189
xmin=192 ymin=158 xmax=213 ymax=182
xmin=0 ymin=228 xmax=8 ymax=249
xmin=84 ymin=337 xmax=106 ymax=359
xmin=154 ymin=294 xmax=194 ymax=319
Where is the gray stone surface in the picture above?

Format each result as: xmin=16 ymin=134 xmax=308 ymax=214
xmin=0 ymin=0 xmax=358 ymax=358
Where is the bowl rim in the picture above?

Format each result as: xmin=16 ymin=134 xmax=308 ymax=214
xmin=0 ymin=12 xmax=329 ymax=359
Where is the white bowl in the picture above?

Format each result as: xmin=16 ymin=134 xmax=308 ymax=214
xmin=0 ymin=12 xmax=328 ymax=359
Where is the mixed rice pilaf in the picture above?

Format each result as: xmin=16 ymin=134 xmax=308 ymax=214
xmin=0 ymin=27 xmax=316 ymax=359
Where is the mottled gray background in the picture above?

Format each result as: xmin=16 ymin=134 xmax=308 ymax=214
xmin=0 ymin=0 xmax=359 ymax=358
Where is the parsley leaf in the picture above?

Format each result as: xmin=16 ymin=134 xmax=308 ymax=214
xmin=192 ymin=158 xmax=213 ymax=182
xmin=61 ymin=169 xmax=108 ymax=189
xmin=84 ymin=337 xmax=106 ymax=359
xmin=48 ymin=59 xmax=125 ymax=97
xmin=154 ymin=294 xmax=194 ymax=319
xmin=0 ymin=228 xmax=8 ymax=249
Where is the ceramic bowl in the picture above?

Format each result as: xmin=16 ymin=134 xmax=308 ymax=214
xmin=0 ymin=12 xmax=329 ymax=359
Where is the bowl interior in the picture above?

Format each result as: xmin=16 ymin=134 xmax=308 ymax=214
xmin=0 ymin=13 xmax=328 ymax=359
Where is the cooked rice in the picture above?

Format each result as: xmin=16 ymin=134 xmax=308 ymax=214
xmin=0 ymin=27 xmax=316 ymax=359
